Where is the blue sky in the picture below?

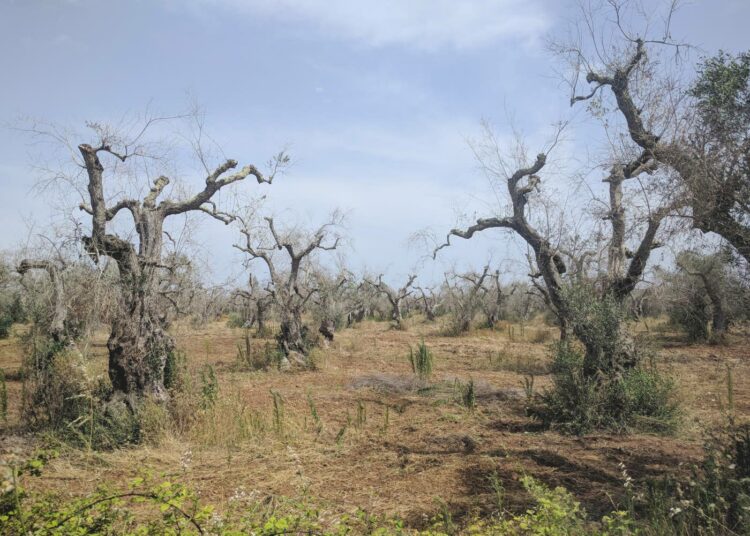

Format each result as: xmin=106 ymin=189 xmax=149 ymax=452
xmin=1 ymin=0 xmax=748 ymax=286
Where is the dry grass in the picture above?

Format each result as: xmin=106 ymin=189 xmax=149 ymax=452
xmin=1 ymin=317 xmax=749 ymax=525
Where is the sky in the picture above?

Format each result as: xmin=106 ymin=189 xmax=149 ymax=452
xmin=1 ymin=0 xmax=749 ymax=287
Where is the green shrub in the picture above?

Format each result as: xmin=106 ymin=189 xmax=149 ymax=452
xmin=460 ymin=379 xmax=476 ymax=410
xmin=0 ymin=368 xmax=6 ymax=424
xmin=0 ymin=312 xmax=12 ymax=339
xmin=226 ymin=311 xmax=247 ymax=329
xmin=531 ymin=343 xmax=680 ymax=435
xmin=163 ymin=349 xmax=188 ymax=391
xmin=2 ymin=459 xmax=641 ymax=535
xmin=668 ymin=288 xmax=710 ymax=342
xmin=271 ymin=389 xmax=285 ymax=436
xmin=408 ymin=339 xmax=433 ymax=380
xmin=625 ymin=417 xmax=750 ymax=535
xmin=199 ymin=364 xmax=219 ymax=410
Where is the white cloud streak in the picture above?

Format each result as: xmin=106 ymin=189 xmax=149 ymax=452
xmin=184 ymin=0 xmax=551 ymax=49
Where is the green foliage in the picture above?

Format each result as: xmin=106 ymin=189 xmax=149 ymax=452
xmin=460 ymin=379 xmax=476 ymax=411
xmin=307 ymin=392 xmax=323 ymax=435
xmin=356 ymin=399 xmax=367 ymax=429
xmin=0 ymin=368 xmax=6 ymax=424
xmin=226 ymin=311 xmax=247 ymax=329
xmin=668 ymin=287 xmax=710 ymax=342
xmin=531 ymin=343 xmax=680 ymax=435
xmin=562 ymin=285 xmax=626 ymax=375
xmin=236 ymin=333 xmax=280 ymax=371
xmin=408 ymin=339 xmax=434 ymax=380
xmin=691 ymin=50 xmax=750 ymax=138
xmin=270 ymin=389 xmax=285 ymax=436
xmin=627 ymin=417 xmax=750 ymax=535
xmin=1 ymin=454 xmax=649 ymax=534
xmin=0 ymin=312 xmax=12 ymax=339
xmin=163 ymin=349 xmax=187 ymax=391
xmin=199 ymin=364 xmax=219 ymax=410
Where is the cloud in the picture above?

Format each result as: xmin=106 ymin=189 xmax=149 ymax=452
xmin=184 ymin=0 xmax=551 ymax=50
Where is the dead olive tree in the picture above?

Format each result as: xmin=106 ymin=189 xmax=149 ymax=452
xmin=17 ymin=259 xmax=68 ymax=346
xmin=233 ymin=274 xmax=274 ymax=335
xmin=70 ymin=121 xmax=283 ymax=403
xmin=309 ymin=270 xmax=351 ymax=341
xmin=435 ymin=119 xmax=678 ymax=377
xmin=560 ymin=2 xmax=750 ymax=265
xmin=365 ymin=274 xmax=417 ymax=329
xmin=415 ymin=285 xmax=440 ymax=321
xmin=482 ymin=269 xmax=514 ymax=328
xmin=675 ymin=250 xmax=733 ymax=341
xmin=443 ymin=265 xmax=490 ymax=334
xmin=235 ymin=214 xmax=342 ymax=367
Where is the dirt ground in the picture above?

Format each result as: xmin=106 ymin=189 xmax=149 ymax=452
xmin=1 ymin=317 xmax=748 ymax=526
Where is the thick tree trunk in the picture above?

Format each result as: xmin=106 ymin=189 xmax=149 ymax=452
xmin=278 ymin=307 xmax=308 ymax=361
xmin=256 ymin=301 xmax=268 ymax=335
xmin=107 ymin=310 xmax=174 ymax=401
xmin=391 ymin=300 xmax=403 ymax=327
xmin=107 ymin=246 xmax=174 ymax=400
xmin=701 ymin=274 xmax=729 ymax=339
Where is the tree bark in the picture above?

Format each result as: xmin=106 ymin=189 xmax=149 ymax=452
xmin=78 ymin=141 xmax=272 ymax=400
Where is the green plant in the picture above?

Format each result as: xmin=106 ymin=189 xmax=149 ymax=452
xmin=460 ymin=379 xmax=476 ymax=411
xmin=163 ymin=349 xmax=187 ymax=391
xmin=522 ymin=374 xmax=535 ymax=404
xmin=668 ymin=287 xmax=711 ymax=342
xmin=271 ymin=389 xmax=285 ymax=436
xmin=2 ymin=455 xmax=649 ymax=534
xmin=306 ymin=392 xmax=323 ymax=436
xmin=0 ymin=312 xmax=12 ymax=340
xmin=356 ymin=400 xmax=367 ymax=429
xmin=199 ymin=364 xmax=219 ymax=410
xmin=226 ymin=311 xmax=247 ymax=328
xmin=408 ymin=339 xmax=433 ymax=380
xmin=335 ymin=421 xmax=348 ymax=446
xmin=382 ymin=405 xmax=390 ymax=435
xmin=531 ymin=343 xmax=680 ymax=435
xmin=0 ymin=368 xmax=7 ymax=424
xmin=487 ymin=470 xmax=504 ymax=513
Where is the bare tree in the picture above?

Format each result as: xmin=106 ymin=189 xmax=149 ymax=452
xmin=67 ymin=119 xmax=284 ymax=403
xmin=415 ymin=285 xmax=439 ymax=321
xmin=235 ymin=214 xmax=342 ymax=367
xmin=444 ymin=265 xmax=490 ymax=334
xmin=675 ymin=250 xmax=730 ymax=339
xmin=310 ymin=270 xmax=350 ymax=342
xmin=435 ymin=115 xmax=677 ymax=376
xmin=17 ymin=259 xmax=69 ymax=345
xmin=233 ymin=273 xmax=274 ymax=335
xmin=365 ymin=274 xmax=417 ymax=329
xmin=561 ymin=2 xmax=750 ymax=264
xmin=482 ymin=269 xmax=514 ymax=328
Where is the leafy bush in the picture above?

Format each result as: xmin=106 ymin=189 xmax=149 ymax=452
xmin=408 ymin=339 xmax=433 ymax=380
xmin=563 ymin=285 xmax=632 ymax=376
xmin=668 ymin=288 xmax=710 ymax=342
xmin=531 ymin=343 xmax=680 ymax=435
xmin=624 ymin=416 xmax=750 ymax=535
xmin=0 ymin=311 xmax=12 ymax=339
xmin=199 ymin=364 xmax=219 ymax=410
xmin=460 ymin=379 xmax=476 ymax=410
xmin=225 ymin=311 xmax=247 ymax=329
xmin=163 ymin=349 xmax=188 ymax=391
xmin=0 ymin=368 xmax=6 ymax=424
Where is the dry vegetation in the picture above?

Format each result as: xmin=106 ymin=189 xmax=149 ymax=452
xmin=2 ymin=315 xmax=747 ymax=528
